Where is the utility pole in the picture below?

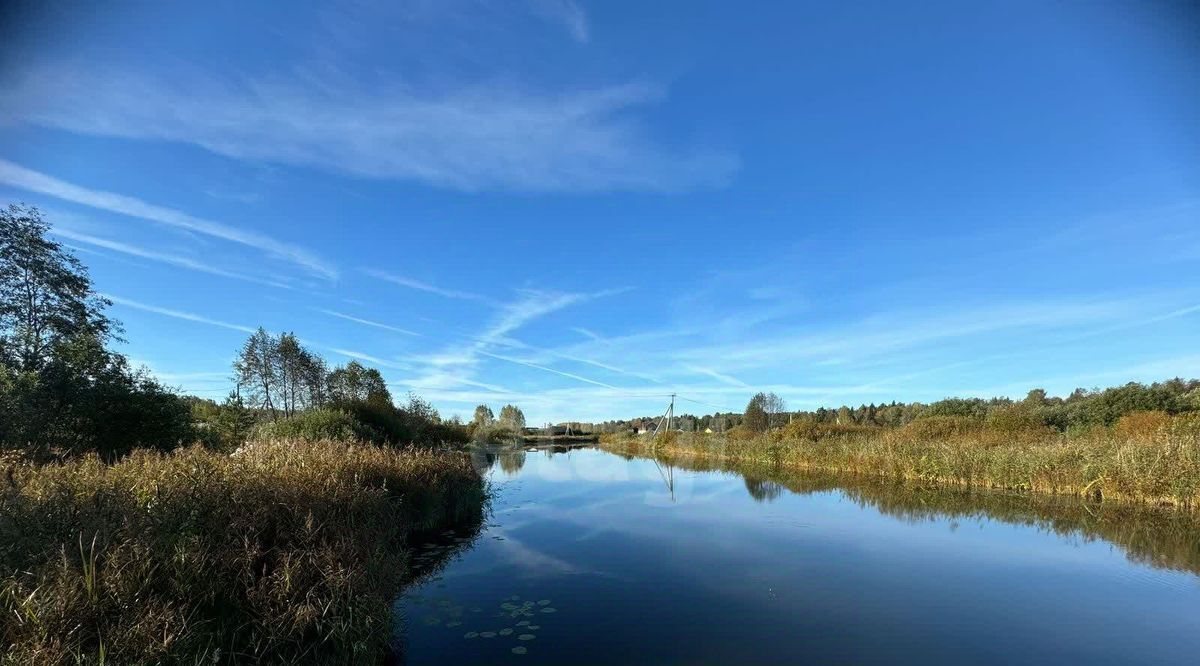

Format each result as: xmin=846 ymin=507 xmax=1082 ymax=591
xmin=653 ymin=393 xmax=676 ymax=437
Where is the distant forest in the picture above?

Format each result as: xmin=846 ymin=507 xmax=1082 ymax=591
xmin=594 ymin=379 xmax=1200 ymax=435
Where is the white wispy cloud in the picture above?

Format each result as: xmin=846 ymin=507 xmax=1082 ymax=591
xmin=571 ymin=326 xmax=603 ymax=341
xmin=669 ymin=298 xmax=1144 ymax=372
xmin=104 ymin=294 xmax=256 ymax=334
xmin=324 ymin=347 xmax=412 ymax=371
xmin=684 ymin=364 xmax=749 ymax=388
xmin=2 ymin=67 xmax=737 ymax=193
xmin=0 ymin=159 xmax=336 ymax=279
xmin=54 ymin=227 xmax=291 ymax=289
xmin=396 ymin=287 xmax=627 ymax=394
xmin=528 ymin=0 xmax=590 ymax=43
xmin=478 ymin=350 xmax=619 ymax=389
xmin=316 ymin=308 xmax=420 ymax=336
xmin=363 ymin=268 xmax=492 ymax=303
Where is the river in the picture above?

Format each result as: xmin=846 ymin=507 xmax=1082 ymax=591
xmin=395 ymin=445 xmax=1200 ymax=664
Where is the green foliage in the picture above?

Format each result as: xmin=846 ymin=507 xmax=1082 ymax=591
xmin=0 ymin=206 xmax=192 ymax=460
xmin=326 ymin=360 xmax=390 ymax=406
xmin=498 ymin=404 xmax=527 ymax=431
xmin=251 ymin=407 xmax=380 ymax=443
xmin=744 ymin=392 xmax=769 ymax=433
xmin=920 ymin=397 xmax=992 ymax=420
xmin=0 ymin=440 xmax=486 ymax=664
xmin=472 ymin=404 xmax=495 ymax=428
xmin=1 ymin=335 xmax=192 ymax=460
xmin=0 ymin=205 xmax=114 ymax=372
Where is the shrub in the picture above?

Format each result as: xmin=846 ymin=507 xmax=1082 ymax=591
xmin=725 ymin=425 xmax=756 ymax=441
xmin=887 ymin=416 xmax=980 ymax=443
xmin=251 ymin=408 xmax=380 ymax=443
xmin=1 ymin=338 xmax=194 ymax=461
xmin=780 ymin=418 xmax=875 ymax=442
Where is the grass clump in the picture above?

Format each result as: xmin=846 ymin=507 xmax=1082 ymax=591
xmin=0 ymin=439 xmax=486 ymax=665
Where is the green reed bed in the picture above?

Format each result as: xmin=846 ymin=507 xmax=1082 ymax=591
xmin=0 ymin=439 xmax=486 ymax=665
xmin=602 ymin=412 xmax=1200 ymax=509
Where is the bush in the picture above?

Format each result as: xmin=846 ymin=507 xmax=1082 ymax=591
xmin=251 ymin=408 xmax=380 ymax=443
xmin=887 ymin=416 xmax=980 ymax=443
xmin=330 ymin=396 xmax=470 ymax=447
xmin=0 ymin=440 xmax=486 ymax=664
xmin=1 ymin=338 xmax=194 ymax=461
xmin=780 ymin=418 xmax=875 ymax=442
xmin=1114 ymin=411 xmax=1172 ymax=442
xmin=725 ymin=425 xmax=756 ymax=441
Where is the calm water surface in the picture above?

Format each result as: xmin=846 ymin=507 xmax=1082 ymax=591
xmin=396 ymin=446 xmax=1200 ymax=665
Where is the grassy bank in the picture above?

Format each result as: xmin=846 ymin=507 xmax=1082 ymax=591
xmin=0 ymin=439 xmax=486 ymax=665
xmin=600 ymin=411 xmax=1200 ymax=509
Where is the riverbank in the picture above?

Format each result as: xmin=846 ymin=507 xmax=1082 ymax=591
xmin=0 ymin=439 xmax=487 ymax=665
xmin=600 ymin=414 xmax=1200 ymax=509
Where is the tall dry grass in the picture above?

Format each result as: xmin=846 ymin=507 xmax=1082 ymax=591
xmin=0 ymin=439 xmax=486 ymax=665
xmin=601 ymin=411 xmax=1200 ymax=508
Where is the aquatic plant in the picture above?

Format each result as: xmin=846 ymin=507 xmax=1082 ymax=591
xmin=0 ymin=439 xmax=486 ymax=664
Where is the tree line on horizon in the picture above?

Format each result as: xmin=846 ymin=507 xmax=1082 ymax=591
xmin=598 ymin=381 xmax=1200 ymax=436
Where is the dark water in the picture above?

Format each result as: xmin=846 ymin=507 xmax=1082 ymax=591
xmin=395 ymin=446 xmax=1200 ymax=665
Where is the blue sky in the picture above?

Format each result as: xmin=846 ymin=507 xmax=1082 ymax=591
xmin=1 ymin=1 xmax=1197 ymax=423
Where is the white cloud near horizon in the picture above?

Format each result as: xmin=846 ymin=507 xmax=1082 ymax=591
xmin=0 ymin=159 xmax=336 ymax=279
xmin=1 ymin=66 xmax=737 ymax=193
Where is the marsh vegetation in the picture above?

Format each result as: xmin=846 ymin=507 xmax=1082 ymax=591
xmin=602 ymin=382 xmax=1200 ymax=509
xmin=0 ymin=206 xmax=490 ymax=664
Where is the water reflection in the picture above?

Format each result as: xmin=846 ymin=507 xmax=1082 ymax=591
xmin=743 ymin=477 xmax=785 ymax=503
xmin=397 ymin=445 xmax=1200 ymax=665
xmin=629 ymin=447 xmax=1200 ymax=577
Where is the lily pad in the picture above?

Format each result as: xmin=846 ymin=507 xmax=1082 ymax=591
xmin=517 ymin=634 xmax=536 ymax=641
xmin=540 ymin=607 xmax=557 ymax=614
xmin=516 ymin=620 xmax=530 ymax=627
xmin=528 ymin=625 xmax=540 ymax=631
xmin=480 ymin=631 xmax=497 ymax=638
xmin=447 ymin=620 xmax=462 ymax=628
xmin=499 ymin=628 xmax=513 ymax=636
xmin=464 ymin=632 xmax=479 ymax=639
xmin=512 ymin=647 xmax=528 ymax=655
xmin=537 ymin=599 xmax=551 ymax=606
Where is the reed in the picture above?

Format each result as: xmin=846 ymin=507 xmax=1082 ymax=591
xmin=0 ymin=439 xmax=487 ymax=665
xmin=600 ymin=411 xmax=1200 ymax=509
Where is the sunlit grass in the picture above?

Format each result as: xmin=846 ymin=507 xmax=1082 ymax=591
xmin=0 ymin=439 xmax=486 ymax=665
xmin=602 ymin=411 xmax=1200 ymax=508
